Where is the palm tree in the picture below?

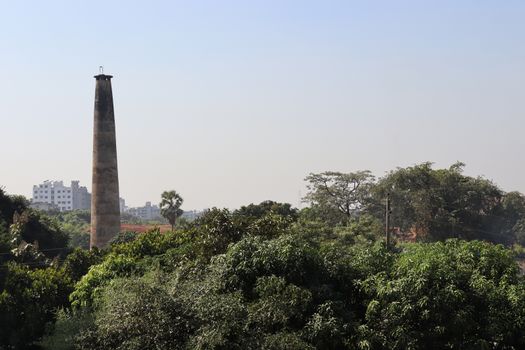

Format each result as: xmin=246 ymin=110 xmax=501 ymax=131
xmin=160 ymin=190 xmax=184 ymax=231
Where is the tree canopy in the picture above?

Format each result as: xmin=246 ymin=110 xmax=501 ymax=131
xmin=160 ymin=190 xmax=184 ymax=231
xmin=304 ymin=171 xmax=374 ymax=224
xmin=2 ymin=162 xmax=525 ymax=349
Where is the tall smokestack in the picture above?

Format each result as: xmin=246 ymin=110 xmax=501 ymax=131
xmin=90 ymin=73 xmax=120 ymax=249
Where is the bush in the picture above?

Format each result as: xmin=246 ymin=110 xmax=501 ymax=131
xmin=70 ymin=254 xmax=140 ymax=309
xmin=0 ymin=263 xmax=73 ymax=348
xmin=84 ymin=275 xmax=194 ymax=350
xmin=359 ymin=240 xmax=525 ymax=349
xmin=40 ymin=208 xmax=525 ymax=349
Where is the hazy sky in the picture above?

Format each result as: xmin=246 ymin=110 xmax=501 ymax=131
xmin=1 ymin=0 xmax=524 ymax=210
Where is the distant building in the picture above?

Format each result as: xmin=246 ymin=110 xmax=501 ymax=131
xmin=71 ymin=181 xmax=91 ymax=211
xmin=31 ymin=180 xmax=91 ymax=212
xmin=126 ymin=202 xmax=162 ymax=221
xmin=119 ymin=197 xmax=127 ymax=213
xmin=182 ymin=210 xmax=201 ymax=221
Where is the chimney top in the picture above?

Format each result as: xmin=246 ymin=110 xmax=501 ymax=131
xmin=94 ymin=74 xmax=113 ymax=80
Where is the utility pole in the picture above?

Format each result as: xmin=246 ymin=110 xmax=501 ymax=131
xmin=385 ymin=193 xmax=391 ymax=249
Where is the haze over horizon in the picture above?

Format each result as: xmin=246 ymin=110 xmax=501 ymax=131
xmin=1 ymin=0 xmax=524 ymax=209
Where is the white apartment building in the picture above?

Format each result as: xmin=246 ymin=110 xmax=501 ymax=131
xmin=32 ymin=180 xmax=91 ymax=212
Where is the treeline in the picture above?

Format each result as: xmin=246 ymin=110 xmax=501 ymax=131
xmin=41 ymin=209 xmax=525 ymax=349
xmin=304 ymin=162 xmax=525 ymax=245
xmin=0 ymin=162 xmax=524 ymax=349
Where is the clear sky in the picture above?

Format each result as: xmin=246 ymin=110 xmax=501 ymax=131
xmin=1 ymin=0 xmax=524 ymax=210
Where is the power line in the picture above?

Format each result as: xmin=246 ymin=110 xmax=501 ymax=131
xmin=0 ymin=246 xmax=70 ymax=256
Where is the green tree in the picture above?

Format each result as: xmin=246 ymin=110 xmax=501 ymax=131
xmin=234 ymin=200 xmax=298 ymax=221
xmin=160 ymin=190 xmax=184 ymax=231
xmin=83 ymin=276 xmax=194 ymax=350
xmin=304 ymin=171 xmax=375 ymax=224
xmin=513 ymin=218 xmax=525 ymax=246
xmin=359 ymin=240 xmax=525 ymax=349
xmin=370 ymin=162 xmax=504 ymax=242
xmin=53 ymin=210 xmax=91 ymax=249
xmin=0 ymin=188 xmax=68 ymax=266
xmin=0 ymin=263 xmax=73 ymax=348
xmin=41 ymin=205 xmax=525 ymax=349
xmin=69 ymin=254 xmax=141 ymax=309
xmin=61 ymin=247 xmax=104 ymax=282
xmin=499 ymin=192 xmax=525 ymax=244
xmin=0 ymin=188 xmax=28 ymax=229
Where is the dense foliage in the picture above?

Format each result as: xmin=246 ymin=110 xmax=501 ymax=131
xmin=38 ymin=204 xmax=525 ymax=350
xmin=0 ymin=188 xmax=72 ymax=348
xmin=2 ymin=163 xmax=525 ymax=349
xmin=52 ymin=210 xmax=91 ymax=249
xmin=40 ymin=222 xmax=525 ymax=350
xmin=305 ymin=162 xmax=525 ymax=244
